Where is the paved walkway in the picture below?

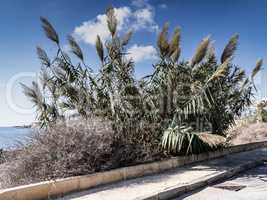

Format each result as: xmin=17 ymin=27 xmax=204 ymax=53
xmin=56 ymin=148 xmax=267 ymax=200
xmin=175 ymin=162 xmax=267 ymax=200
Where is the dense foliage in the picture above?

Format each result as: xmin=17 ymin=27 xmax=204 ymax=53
xmin=22 ymin=8 xmax=262 ymax=155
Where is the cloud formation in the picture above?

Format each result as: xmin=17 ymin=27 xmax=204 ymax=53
xmin=126 ymin=44 xmax=157 ymax=63
xmin=159 ymin=4 xmax=168 ymax=9
xmin=74 ymin=7 xmax=131 ymax=45
xmin=74 ymin=6 xmax=158 ymax=45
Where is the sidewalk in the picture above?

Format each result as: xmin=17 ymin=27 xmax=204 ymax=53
xmin=56 ymin=148 xmax=267 ymax=200
xmin=174 ymin=164 xmax=267 ymax=200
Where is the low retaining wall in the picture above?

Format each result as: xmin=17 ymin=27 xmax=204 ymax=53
xmin=1 ymin=141 xmax=267 ymax=200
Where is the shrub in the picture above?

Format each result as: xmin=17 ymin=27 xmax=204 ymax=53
xmin=256 ymin=100 xmax=267 ymax=122
xmin=2 ymin=118 xmax=163 ymax=188
xmin=3 ymin=119 xmax=114 ymax=187
xmin=21 ymin=8 xmax=262 ymax=162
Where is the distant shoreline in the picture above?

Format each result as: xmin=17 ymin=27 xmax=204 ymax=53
xmin=11 ymin=125 xmax=31 ymax=129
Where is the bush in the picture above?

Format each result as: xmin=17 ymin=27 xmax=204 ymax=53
xmin=256 ymin=100 xmax=267 ymax=122
xmin=22 ymin=8 xmax=262 ymax=156
xmin=3 ymin=119 xmax=114 ymax=187
xmin=2 ymin=118 xmax=163 ymax=188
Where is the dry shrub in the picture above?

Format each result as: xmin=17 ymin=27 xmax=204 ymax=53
xmin=3 ymin=119 xmax=114 ymax=187
xmin=227 ymin=122 xmax=267 ymax=145
xmin=2 ymin=118 xmax=163 ymax=188
xmin=198 ymin=132 xmax=226 ymax=148
xmin=111 ymin=120 xmax=164 ymax=168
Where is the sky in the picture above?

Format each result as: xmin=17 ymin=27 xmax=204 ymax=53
xmin=0 ymin=0 xmax=267 ymax=126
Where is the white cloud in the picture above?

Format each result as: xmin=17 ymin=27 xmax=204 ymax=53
xmin=133 ymin=8 xmax=158 ymax=31
xmin=74 ymin=7 xmax=131 ymax=45
xmin=126 ymin=44 xmax=157 ymax=63
xmin=74 ymin=5 xmax=158 ymax=45
xmin=159 ymin=4 xmax=168 ymax=9
xmin=132 ymin=0 xmax=150 ymax=8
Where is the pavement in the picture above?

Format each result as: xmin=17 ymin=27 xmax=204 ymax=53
xmin=174 ymin=163 xmax=267 ymax=200
xmin=55 ymin=148 xmax=267 ymax=200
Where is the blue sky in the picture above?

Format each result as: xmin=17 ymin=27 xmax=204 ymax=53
xmin=0 ymin=0 xmax=266 ymax=126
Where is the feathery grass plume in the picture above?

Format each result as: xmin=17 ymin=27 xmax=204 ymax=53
xmin=36 ymin=46 xmax=50 ymax=67
xmin=252 ymin=59 xmax=263 ymax=79
xmin=221 ymin=34 xmax=239 ymax=63
xmin=157 ymin=22 xmax=169 ymax=57
xmin=68 ymin=35 xmax=84 ymax=61
xmin=206 ymin=45 xmax=215 ymax=59
xmin=234 ymin=69 xmax=246 ymax=83
xmin=106 ymin=7 xmax=117 ymax=37
xmin=121 ymin=30 xmax=133 ymax=46
xmin=191 ymin=36 xmax=210 ymax=66
xmin=39 ymin=68 xmax=50 ymax=89
xmin=208 ymin=58 xmax=231 ymax=82
xmin=169 ymin=27 xmax=181 ymax=56
xmin=170 ymin=47 xmax=181 ymax=62
xmin=96 ymin=35 xmax=104 ymax=62
xmin=21 ymin=81 xmax=43 ymax=107
xmin=40 ymin=17 xmax=59 ymax=44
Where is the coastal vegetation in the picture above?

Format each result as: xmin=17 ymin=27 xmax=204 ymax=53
xmin=1 ymin=7 xmax=262 ymax=187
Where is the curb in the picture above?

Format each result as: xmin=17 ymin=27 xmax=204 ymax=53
xmin=1 ymin=141 xmax=267 ymax=200
xmin=137 ymin=160 xmax=263 ymax=200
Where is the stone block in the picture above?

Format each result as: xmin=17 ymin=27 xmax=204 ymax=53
xmin=124 ymin=165 xmax=144 ymax=179
xmin=48 ymin=177 xmax=79 ymax=198
xmin=79 ymin=173 xmax=103 ymax=190
xmin=158 ymin=160 xmax=173 ymax=171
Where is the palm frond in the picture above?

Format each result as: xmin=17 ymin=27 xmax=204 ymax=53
xmin=161 ymin=126 xmax=222 ymax=155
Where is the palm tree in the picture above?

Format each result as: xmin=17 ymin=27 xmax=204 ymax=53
xmin=156 ymin=26 xmax=262 ymax=154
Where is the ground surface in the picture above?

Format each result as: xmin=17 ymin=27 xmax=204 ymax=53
xmin=174 ymin=163 xmax=267 ymax=200
xmin=228 ymin=122 xmax=267 ymax=145
xmin=56 ymin=148 xmax=267 ymax=200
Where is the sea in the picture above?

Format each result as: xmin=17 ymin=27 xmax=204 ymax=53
xmin=0 ymin=127 xmax=32 ymax=149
